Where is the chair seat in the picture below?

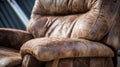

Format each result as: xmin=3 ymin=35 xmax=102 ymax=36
xmin=0 ymin=47 xmax=22 ymax=67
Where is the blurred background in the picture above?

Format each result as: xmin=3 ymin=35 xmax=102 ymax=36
xmin=0 ymin=0 xmax=35 ymax=30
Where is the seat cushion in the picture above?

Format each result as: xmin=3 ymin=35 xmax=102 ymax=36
xmin=0 ymin=47 xmax=21 ymax=67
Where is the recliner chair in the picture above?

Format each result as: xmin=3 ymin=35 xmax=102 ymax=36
xmin=0 ymin=0 xmax=120 ymax=67
xmin=20 ymin=0 xmax=120 ymax=67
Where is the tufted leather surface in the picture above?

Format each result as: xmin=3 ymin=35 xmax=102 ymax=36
xmin=21 ymin=38 xmax=114 ymax=61
xmin=0 ymin=47 xmax=21 ymax=67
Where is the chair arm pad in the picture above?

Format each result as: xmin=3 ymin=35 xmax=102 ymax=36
xmin=20 ymin=38 xmax=114 ymax=61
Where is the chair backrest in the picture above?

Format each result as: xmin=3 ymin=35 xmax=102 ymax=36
xmin=27 ymin=0 xmax=120 ymax=50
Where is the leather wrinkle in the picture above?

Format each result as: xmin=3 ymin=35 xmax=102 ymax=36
xmin=67 ymin=19 xmax=77 ymax=38
xmin=46 ymin=17 xmax=62 ymax=37
xmin=88 ymin=0 xmax=105 ymax=40
xmin=44 ymin=18 xmax=53 ymax=33
xmin=45 ymin=17 xmax=59 ymax=37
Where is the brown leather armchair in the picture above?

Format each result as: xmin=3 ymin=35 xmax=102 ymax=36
xmin=20 ymin=0 xmax=120 ymax=67
xmin=0 ymin=0 xmax=120 ymax=67
xmin=19 ymin=0 xmax=120 ymax=67
xmin=0 ymin=28 xmax=33 ymax=67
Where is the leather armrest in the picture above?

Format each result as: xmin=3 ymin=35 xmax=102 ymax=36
xmin=0 ymin=28 xmax=33 ymax=50
xmin=20 ymin=38 xmax=114 ymax=61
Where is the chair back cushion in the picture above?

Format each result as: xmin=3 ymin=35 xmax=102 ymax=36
xmin=27 ymin=0 xmax=120 ymax=50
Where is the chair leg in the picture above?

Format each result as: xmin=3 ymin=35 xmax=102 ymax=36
xmin=22 ymin=55 xmax=45 ymax=67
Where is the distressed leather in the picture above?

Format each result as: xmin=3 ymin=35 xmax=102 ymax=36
xmin=32 ymin=0 xmax=96 ymax=15
xmin=21 ymin=38 xmax=114 ymax=61
xmin=0 ymin=28 xmax=33 ymax=50
xmin=0 ymin=47 xmax=21 ymax=67
xmin=0 ymin=28 xmax=33 ymax=67
xmin=21 ymin=0 xmax=120 ymax=67
xmin=27 ymin=0 xmax=120 ymax=50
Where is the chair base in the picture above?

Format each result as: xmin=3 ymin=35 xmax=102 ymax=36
xmin=46 ymin=57 xmax=114 ymax=67
xmin=22 ymin=55 xmax=46 ymax=67
xmin=22 ymin=55 xmax=114 ymax=67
